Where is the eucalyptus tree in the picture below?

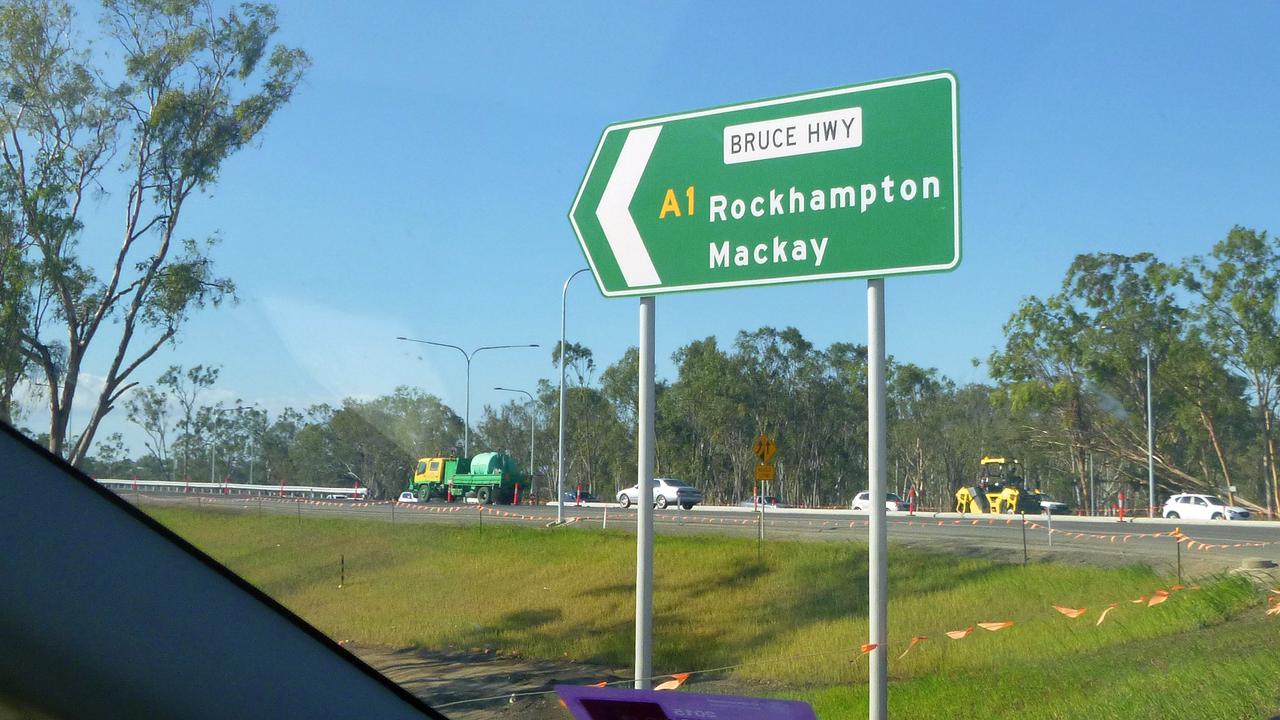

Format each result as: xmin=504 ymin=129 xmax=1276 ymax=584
xmin=0 ymin=0 xmax=308 ymax=462
xmin=161 ymin=364 xmax=219 ymax=481
xmin=125 ymin=383 xmax=172 ymax=480
xmin=662 ymin=336 xmax=749 ymax=501
xmin=989 ymin=292 xmax=1095 ymax=500
xmin=1182 ymin=227 xmax=1280 ymax=513
xmin=1062 ymin=253 xmax=1189 ymax=496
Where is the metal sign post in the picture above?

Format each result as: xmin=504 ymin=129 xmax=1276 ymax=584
xmin=867 ymin=279 xmax=888 ymax=720
xmin=635 ymin=296 xmax=656 ymax=689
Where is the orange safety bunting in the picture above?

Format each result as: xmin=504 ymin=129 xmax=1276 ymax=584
xmin=1096 ymin=603 xmax=1119 ymax=626
xmin=978 ymin=621 xmax=1015 ymax=632
xmin=1052 ymin=605 xmax=1087 ymax=619
xmin=589 ymin=682 xmax=608 ymax=688
xmin=1147 ymin=591 xmax=1170 ymax=607
xmin=859 ymin=643 xmax=879 ymax=655
xmin=945 ymin=627 xmax=974 ymax=640
xmin=654 ymin=673 xmax=690 ymax=691
xmin=896 ymin=636 xmax=927 ymax=660
xmin=1131 ymin=596 xmax=1148 ymax=604
xmin=1169 ymin=584 xmax=1186 ymax=592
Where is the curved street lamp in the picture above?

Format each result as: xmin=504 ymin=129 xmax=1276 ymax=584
xmin=557 ymin=268 xmax=591 ymax=524
xmin=495 ymin=386 xmax=536 ymax=503
xmin=396 ymin=337 xmax=539 ymax=457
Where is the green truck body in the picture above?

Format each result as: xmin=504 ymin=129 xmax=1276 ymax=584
xmin=409 ymin=452 xmax=526 ymax=504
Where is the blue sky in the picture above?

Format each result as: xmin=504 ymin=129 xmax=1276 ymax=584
xmin=55 ymin=0 xmax=1280 ymax=449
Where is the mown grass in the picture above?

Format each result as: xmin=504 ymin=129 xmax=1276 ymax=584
xmin=148 ymin=507 xmax=1277 ymax=717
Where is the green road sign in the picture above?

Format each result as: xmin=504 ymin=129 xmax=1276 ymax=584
xmin=569 ymin=71 xmax=960 ymax=297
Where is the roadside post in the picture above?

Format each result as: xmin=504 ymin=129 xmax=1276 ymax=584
xmin=1020 ymin=513 xmax=1028 ymax=564
xmin=569 ymin=71 xmax=960 ymax=711
xmin=752 ymin=434 xmax=777 ymax=563
xmin=1175 ymin=529 xmax=1182 ymax=582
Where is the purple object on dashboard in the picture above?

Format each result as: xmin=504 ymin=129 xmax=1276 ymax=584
xmin=556 ymin=685 xmax=818 ymax=720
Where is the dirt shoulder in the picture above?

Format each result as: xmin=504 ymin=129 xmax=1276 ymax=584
xmin=346 ymin=642 xmax=785 ymax=720
xmin=346 ymin=642 xmax=620 ymax=719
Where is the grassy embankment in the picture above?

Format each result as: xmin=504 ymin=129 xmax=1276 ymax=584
xmin=147 ymin=507 xmax=1279 ymax=719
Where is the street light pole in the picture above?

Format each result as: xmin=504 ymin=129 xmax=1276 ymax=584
xmin=1147 ymin=348 xmax=1155 ymax=518
xmin=495 ymin=387 xmax=536 ymax=501
xmin=558 ymin=268 xmax=591 ymax=525
xmin=396 ymin=337 xmax=539 ymax=458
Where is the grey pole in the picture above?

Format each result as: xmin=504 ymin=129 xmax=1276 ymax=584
xmin=529 ymin=402 xmax=535 ymax=500
xmin=557 ymin=268 xmax=590 ymax=524
xmin=635 ymin=295 xmax=656 ymax=689
xmin=1088 ymin=451 xmax=1095 ymax=516
xmin=867 ymin=279 xmax=887 ymax=720
xmin=495 ymin=387 xmax=536 ymax=502
xmin=464 ymin=357 xmax=471 ymax=457
xmin=1147 ymin=349 xmax=1155 ymax=517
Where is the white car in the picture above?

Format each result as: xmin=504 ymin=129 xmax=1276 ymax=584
xmin=397 ymin=491 xmax=420 ymax=503
xmin=851 ymin=491 xmax=904 ymax=512
xmin=617 ymin=478 xmax=703 ymax=510
xmin=1162 ymin=493 xmax=1248 ymax=520
xmin=1039 ymin=496 xmax=1071 ymax=514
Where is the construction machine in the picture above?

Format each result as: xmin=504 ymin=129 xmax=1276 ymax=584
xmin=955 ymin=456 xmax=1043 ymax=514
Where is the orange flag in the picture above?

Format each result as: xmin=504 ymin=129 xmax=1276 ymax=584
xmin=978 ymin=621 xmax=1015 ymax=632
xmin=589 ymin=681 xmax=608 ymax=688
xmin=654 ymin=673 xmax=690 ymax=691
xmin=897 ymin=636 xmax=928 ymax=660
xmin=1169 ymin=584 xmax=1187 ymax=592
xmin=1096 ymin=603 xmax=1119 ymax=626
xmin=1148 ymin=591 xmax=1170 ymax=607
xmin=945 ymin=626 xmax=974 ymax=640
xmin=1052 ymin=605 xmax=1087 ymax=619
xmin=1131 ymin=596 xmax=1149 ymax=604
xmin=859 ymin=643 xmax=879 ymax=655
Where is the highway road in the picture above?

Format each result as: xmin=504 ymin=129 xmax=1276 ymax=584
xmin=132 ymin=492 xmax=1280 ymax=576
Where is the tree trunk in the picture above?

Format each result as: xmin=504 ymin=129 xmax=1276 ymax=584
xmin=1199 ymin=407 xmax=1232 ymax=498
xmin=1265 ymin=406 xmax=1280 ymax=518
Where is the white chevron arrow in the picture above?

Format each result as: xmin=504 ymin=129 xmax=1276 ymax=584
xmin=595 ymin=126 xmax=662 ymax=287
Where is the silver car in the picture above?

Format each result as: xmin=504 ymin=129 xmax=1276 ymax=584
xmin=617 ymin=478 xmax=703 ymax=510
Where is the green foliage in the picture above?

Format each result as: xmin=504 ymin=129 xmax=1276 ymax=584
xmin=0 ymin=0 xmax=308 ymax=463
xmin=990 ymin=239 xmax=1277 ymax=512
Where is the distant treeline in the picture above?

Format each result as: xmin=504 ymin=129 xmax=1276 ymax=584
xmin=75 ymin=228 xmax=1280 ymax=514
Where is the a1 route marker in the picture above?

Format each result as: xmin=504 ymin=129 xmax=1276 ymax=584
xmin=570 ymin=71 xmax=960 ymax=296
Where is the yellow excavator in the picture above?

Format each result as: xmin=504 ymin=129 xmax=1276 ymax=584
xmin=955 ymin=456 xmax=1043 ymax=514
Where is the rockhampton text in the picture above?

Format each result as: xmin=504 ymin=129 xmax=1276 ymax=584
xmin=694 ymin=173 xmax=942 ymax=271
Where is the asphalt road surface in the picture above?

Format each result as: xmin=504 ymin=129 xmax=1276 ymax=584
xmin=132 ymin=492 xmax=1280 ymax=576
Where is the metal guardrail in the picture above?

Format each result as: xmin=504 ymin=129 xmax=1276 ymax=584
xmin=96 ymin=478 xmax=368 ymax=499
